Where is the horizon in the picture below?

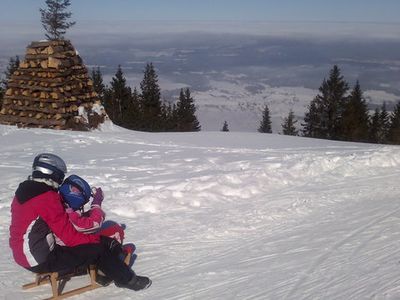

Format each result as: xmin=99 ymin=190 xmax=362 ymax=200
xmin=2 ymin=1 xmax=399 ymax=49
xmin=1 ymin=0 xmax=400 ymax=23
xmin=1 ymin=19 xmax=400 ymax=43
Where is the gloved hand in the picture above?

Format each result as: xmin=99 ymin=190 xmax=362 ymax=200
xmin=100 ymin=236 xmax=123 ymax=256
xmin=91 ymin=187 xmax=104 ymax=207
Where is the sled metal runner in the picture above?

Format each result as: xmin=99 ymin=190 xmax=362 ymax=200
xmin=22 ymin=265 xmax=100 ymax=300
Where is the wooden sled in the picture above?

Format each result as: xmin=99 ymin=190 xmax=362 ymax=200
xmin=22 ymin=265 xmax=100 ymax=300
xmin=22 ymin=250 xmax=133 ymax=299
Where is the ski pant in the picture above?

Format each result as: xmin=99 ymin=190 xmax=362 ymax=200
xmin=28 ymin=243 xmax=133 ymax=284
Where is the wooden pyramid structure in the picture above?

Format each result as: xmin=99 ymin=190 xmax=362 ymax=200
xmin=0 ymin=39 xmax=105 ymax=130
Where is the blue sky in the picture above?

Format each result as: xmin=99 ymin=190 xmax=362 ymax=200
xmin=1 ymin=0 xmax=399 ymax=23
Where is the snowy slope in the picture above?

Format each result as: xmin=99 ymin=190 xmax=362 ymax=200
xmin=1 ymin=123 xmax=400 ymax=299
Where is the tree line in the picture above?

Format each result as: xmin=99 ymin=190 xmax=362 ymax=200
xmin=256 ymin=65 xmax=400 ymax=144
xmin=91 ymin=63 xmax=201 ymax=132
xmin=1 ymin=57 xmax=400 ymax=143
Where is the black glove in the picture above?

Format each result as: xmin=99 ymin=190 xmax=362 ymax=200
xmin=100 ymin=236 xmax=123 ymax=256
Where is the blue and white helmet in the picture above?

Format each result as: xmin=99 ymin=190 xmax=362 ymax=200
xmin=59 ymin=175 xmax=92 ymax=210
xmin=32 ymin=153 xmax=67 ymax=185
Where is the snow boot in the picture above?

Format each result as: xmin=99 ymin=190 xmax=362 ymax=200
xmin=115 ymin=275 xmax=152 ymax=291
xmin=95 ymin=273 xmax=113 ymax=286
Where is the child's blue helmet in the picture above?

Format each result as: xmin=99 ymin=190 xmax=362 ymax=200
xmin=59 ymin=175 xmax=92 ymax=210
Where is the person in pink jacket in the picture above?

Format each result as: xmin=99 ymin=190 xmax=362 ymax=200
xmin=59 ymin=175 xmax=135 ymax=261
xmin=9 ymin=153 xmax=151 ymax=291
xmin=59 ymin=174 xmax=106 ymax=234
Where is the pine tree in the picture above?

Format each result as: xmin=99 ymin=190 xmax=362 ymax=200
xmin=387 ymin=101 xmax=400 ymax=144
xmin=313 ymin=65 xmax=349 ymax=140
xmin=104 ymin=65 xmax=132 ymax=126
xmin=161 ymin=102 xmax=177 ymax=132
xmin=222 ymin=121 xmax=229 ymax=132
xmin=0 ymin=84 xmax=3 ymax=109
xmin=340 ymin=81 xmax=370 ymax=142
xmin=368 ymin=103 xmax=390 ymax=144
xmin=2 ymin=56 xmax=20 ymax=88
xmin=301 ymin=97 xmax=323 ymax=138
xmin=379 ymin=102 xmax=390 ymax=143
xmin=282 ymin=109 xmax=298 ymax=136
xmin=369 ymin=108 xmax=381 ymax=143
xmin=175 ymin=88 xmax=201 ymax=132
xmin=122 ymin=87 xmax=141 ymax=129
xmin=131 ymin=87 xmax=141 ymax=121
xmin=258 ymin=104 xmax=272 ymax=133
xmin=40 ymin=0 xmax=76 ymax=40
xmin=91 ymin=67 xmax=106 ymax=103
xmin=140 ymin=63 xmax=162 ymax=131
xmin=1 ymin=56 xmax=20 ymax=109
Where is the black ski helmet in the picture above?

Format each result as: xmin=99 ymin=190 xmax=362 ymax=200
xmin=32 ymin=153 xmax=67 ymax=184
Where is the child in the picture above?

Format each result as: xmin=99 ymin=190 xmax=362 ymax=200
xmin=59 ymin=175 xmax=136 ymax=265
xmin=59 ymin=174 xmax=105 ymax=234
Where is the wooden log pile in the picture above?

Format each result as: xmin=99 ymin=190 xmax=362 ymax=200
xmin=0 ymin=40 xmax=105 ymax=130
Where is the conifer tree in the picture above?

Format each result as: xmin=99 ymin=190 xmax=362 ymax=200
xmin=161 ymin=102 xmax=177 ymax=132
xmin=104 ymin=65 xmax=132 ymax=126
xmin=379 ymin=102 xmax=390 ymax=143
xmin=175 ymin=88 xmax=201 ymax=132
xmin=122 ymin=87 xmax=141 ymax=129
xmin=2 ymin=56 xmax=20 ymax=88
xmin=301 ymin=97 xmax=323 ymax=138
xmin=222 ymin=121 xmax=229 ymax=132
xmin=1 ymin=56 xmax=20 ymax=109
xmin=140 ymin=63 xmax=162 ymax=131
xmin=387 ymin=101 xmax=400 ymax=144
xmin=91 ymin=67 xmax=106 ymax=103
xmin=317 ymin=65 xmax=349 ymax=139
xmin=40 ymin=0 xmax=76 ymax=40
xmin=0 ymin=84 xmax=3 ymax=109
xmin=118 ymin=87 xmax=142 ymax=130
xmin=368 ymin=103 xmax=390 ymax=144
xmin=282 ymin=109 xmax=298 ymax=136
xmin=369 ymin=107 xmax=381 ymax=143
xmin=258 ymin=104 xmax=272 ymax=133
xmin=340 ymin=81 xmax=370 ymax=142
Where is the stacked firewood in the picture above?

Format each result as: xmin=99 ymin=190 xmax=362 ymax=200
xmin=0 ymin=40 xmax=105 ymax=130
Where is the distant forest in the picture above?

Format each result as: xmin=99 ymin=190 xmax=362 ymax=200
xmin=92 ymin=62 xmax=400 ymax=144
xmin=1 ymin=57 xmax=400 ymax=144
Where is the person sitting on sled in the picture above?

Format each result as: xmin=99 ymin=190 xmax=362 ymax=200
xmin=9 ymin=153 xmax=150 ymax=291
xmin=59 ymin=175 xmax=136 ymax=264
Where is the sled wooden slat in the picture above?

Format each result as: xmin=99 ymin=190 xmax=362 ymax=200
xmin=22 ymin=265 xmax=100 ymax=300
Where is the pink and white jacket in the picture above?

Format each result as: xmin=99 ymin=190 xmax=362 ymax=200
xmin=66 ymin=205 xmax=105 ymax=234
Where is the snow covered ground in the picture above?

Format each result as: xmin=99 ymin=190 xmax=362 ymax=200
xmin=1 ymin=123 xmax=400 ymax=299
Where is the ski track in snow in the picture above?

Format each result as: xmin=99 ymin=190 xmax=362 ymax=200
xmin=1 ymin=124 xmax=400 ymax=299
